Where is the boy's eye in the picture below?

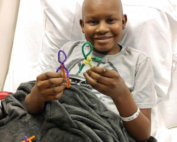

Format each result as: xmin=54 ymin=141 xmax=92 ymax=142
xmin=107 ymin=19 xmax=115 ymax=23
xmin=88 ymin=20 xmax=98 ymax=24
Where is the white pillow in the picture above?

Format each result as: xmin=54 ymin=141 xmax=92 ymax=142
xmin=39 ymin=0 xmax=177 ymax=101
xmin=119 ymin=1 xmax=177 ymax=101
xmin=39 ymin=0 xmax=84 ymax=71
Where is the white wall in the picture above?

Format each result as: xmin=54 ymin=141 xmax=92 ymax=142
xmin=0 ymin=0 xmax=20 ymax=90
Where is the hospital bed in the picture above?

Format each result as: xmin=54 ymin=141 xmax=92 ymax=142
xmin=0 ymin=0 xmax=177 ymax=141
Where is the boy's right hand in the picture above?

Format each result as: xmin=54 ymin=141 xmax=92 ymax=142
xmin=30 ymin=72 xmax=67 ymax=102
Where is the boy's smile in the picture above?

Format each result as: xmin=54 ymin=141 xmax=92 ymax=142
xmin=80 ymin=0 xmax=127 ymax=55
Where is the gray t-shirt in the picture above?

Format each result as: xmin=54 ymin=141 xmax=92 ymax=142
xmin=43 ymin=40 xmax=156 ymax=114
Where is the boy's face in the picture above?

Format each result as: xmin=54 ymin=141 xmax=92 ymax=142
xmin=80 ymin=0 xmax=127 ymax=55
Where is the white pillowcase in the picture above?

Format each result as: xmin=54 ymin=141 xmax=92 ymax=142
xmin=39 ymin=0 xmax=177 ymax=101
xmin=39 ymin=0 xmax=84 ymax=71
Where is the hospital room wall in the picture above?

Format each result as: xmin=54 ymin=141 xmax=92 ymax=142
xmin=0 ymin=0 xmax=20 ymax=91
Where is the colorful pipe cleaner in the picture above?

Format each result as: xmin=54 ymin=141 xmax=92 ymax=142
xmin=78 ymin=42 xmax=102 ymax=73
xmin=21 ymin=135 xmax=35 ymax=142
xmin=56 ymin=50 xmax=70 ymax=88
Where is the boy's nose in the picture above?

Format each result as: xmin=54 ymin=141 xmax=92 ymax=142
xmin=95 ymin=22 xmax=109 ymax=34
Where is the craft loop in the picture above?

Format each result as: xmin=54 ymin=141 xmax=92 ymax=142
xmin=56 ymin=50 xmax=70 ymax=88
xmin=78 ymin=42 xmax=102 ymax=73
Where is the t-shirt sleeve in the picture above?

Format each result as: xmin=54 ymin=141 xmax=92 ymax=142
xmin=131 ymin=57 xmax=157 ymax=109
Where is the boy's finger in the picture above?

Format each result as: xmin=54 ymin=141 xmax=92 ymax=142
xmin=83 ymin=72 xmax=106 ymax=90
xmin=90 ymin=67 xmax=118 ymax=78
xmin=36 ymin=78 xmax=66 ymax=89
xmin=86 ymin=70 xmax=111 ymax=86
xmin=40 ymin=83 xmax=66 ymax=96
xmin=37 ymin=72 xmax=63 ymax=81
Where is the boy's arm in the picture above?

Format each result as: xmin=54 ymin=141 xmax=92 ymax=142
xmin=84 ymin=67 xmax=153 ymax=141
xmin=25 ymin=72 xmax=66 ymax=114
xmin=25 ymin=86 xmax=46 ymax=114
xmin=112 ymin=90 xmax=151 ymax=141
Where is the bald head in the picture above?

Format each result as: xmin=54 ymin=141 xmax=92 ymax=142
xmin=82 ymin=0 xmax=123 ymax=19
xmin=79 ymin=0 xmax=127 ymax=54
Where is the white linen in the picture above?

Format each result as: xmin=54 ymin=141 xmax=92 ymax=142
xmin=119 ymin=1 xmax=177 ymax=101
xmin=39 ymin=0 xmax=84 ymax=71
xmin=158 ymin=37 xmax=177 ymax=128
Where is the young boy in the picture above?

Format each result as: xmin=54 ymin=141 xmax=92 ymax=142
xmin=25 ymin=0 xmax=156 ymax=141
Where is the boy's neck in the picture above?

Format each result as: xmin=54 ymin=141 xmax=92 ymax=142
xmin=93 ymin=44 xmax=121 ymax=55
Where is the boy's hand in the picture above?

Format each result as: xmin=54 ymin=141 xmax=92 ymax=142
xmin=30 ymin=72 xmax=67 ymax=102
xmin=83 ymin=67 xmax=129 ymax=99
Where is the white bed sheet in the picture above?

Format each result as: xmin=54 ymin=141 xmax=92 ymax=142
xmin=158 ymin=54 xmax=177 ymax=129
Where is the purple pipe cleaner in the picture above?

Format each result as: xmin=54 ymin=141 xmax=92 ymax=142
xmin=56 ymin=50 xmax=69 ymax=78
xmin=24 ymin=136 xmax=28 ymax=142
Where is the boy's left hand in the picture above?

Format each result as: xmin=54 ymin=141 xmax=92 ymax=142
xmin=83 ymin=66 xmax=129 ymax=99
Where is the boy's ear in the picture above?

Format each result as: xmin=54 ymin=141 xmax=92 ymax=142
xmin=80 ymin=19 xmax=85 ymax=33
xmin=122 ymin=14 xmax=127 ymax=30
